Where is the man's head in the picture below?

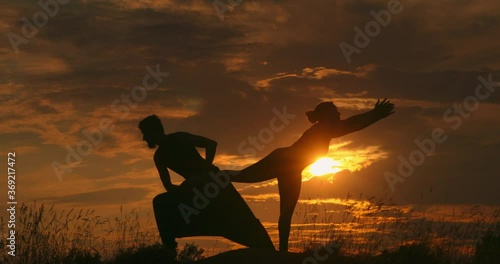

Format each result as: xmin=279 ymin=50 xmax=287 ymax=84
xmin=139 ymin=115 xmax=164 ymax=149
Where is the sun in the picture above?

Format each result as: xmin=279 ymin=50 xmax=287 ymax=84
xmin=307 ymin=157 xmax=343 ymax=177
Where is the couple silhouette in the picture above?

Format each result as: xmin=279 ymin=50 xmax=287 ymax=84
xmin=139 ymin=99 xmax=394 ymax=259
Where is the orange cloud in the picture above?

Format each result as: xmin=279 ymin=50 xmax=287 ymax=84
xmin=255 ymin=65 xmax=378 ymax=90
xmin=302 ymin=141 xmax=390 ymax=182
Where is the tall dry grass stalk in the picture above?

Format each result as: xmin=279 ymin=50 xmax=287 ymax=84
xmin=0 ymin=197 xmax=498 ymax=263
xmin=0 ymin=202 xmax=159 ymax=264
xmin=290 ymin=193 xmax=500 ymax=263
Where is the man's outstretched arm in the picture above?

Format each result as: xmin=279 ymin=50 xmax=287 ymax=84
xmin=333 ymin=98 xmax=395 ymax=137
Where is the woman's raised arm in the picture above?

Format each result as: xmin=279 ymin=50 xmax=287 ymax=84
xmin=332 ymin=98 xmax=395 ymax=137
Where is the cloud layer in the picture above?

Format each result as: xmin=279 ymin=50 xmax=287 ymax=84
xmin=0 ymin=0 xmax=498 ymax=227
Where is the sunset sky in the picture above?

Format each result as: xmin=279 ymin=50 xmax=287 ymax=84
xmin=1 ymin=0 xmax=499 ymax=251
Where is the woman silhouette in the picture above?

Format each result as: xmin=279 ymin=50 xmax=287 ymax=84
xmin=224 ymin=99 xmax=395 ymax=252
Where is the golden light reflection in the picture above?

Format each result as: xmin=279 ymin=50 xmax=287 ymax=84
xmin=302 ymin=141 xmax=390 ymax=182
xmin=307 ymin=158 xmax=342 ymax=177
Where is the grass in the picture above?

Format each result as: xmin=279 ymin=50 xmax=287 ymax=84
xmin=0 ymin=202 xmax=159 ymax=263
xmin=0 ymin=197 xmax=498 ymax=264
xmin=290 ymin=193 xmax=500 ymax=262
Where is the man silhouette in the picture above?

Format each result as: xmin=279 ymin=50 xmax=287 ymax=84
xmin=139 ymin=115 xmax=274 ymax=260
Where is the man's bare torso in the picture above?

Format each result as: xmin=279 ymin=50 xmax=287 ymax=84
xmin=154 ymin=132 xmax=213 ymax=179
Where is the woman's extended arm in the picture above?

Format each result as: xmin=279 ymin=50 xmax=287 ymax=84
xmin=333 ymin=98 xmax=395 ymax=137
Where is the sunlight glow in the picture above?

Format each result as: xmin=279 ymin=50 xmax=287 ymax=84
xmin=301 ymin=141 xmax=390 ymax=182
xmin=307 ymin=158 xmax=342 ymax=177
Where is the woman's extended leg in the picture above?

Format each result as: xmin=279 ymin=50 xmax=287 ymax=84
xmin=277 ymin=172 xmax=302 ymax=252
xmin=223 ymin=158 xmax=278 ymax=183
xmin=223 ymin=149 xmax=285 ymax=183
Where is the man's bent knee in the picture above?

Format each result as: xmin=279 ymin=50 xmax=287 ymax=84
xmin=152 ymin=193 xmax=167 ymax=208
